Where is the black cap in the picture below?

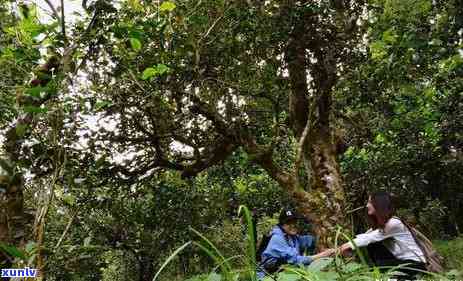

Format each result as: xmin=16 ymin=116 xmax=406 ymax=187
xmin=278 ymin=209 xmax=303 ymax=225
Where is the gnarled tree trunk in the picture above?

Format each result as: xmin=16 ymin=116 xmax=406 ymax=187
xmin=282 ymin=3 xmax=348 ymax=248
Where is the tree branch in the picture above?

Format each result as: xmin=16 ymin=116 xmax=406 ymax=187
xmin=184 ymin=91 xmax=234 ymax=137
xmin=242 ymin=137 xmax=294 ymax=190
xmin=181 ymin=137 xmax=237 ymax=178
xmin=285 ymin=15 xmax=311 ymax=138
xmin=44 ymin=0 xmax=60 ymax=20
xmin=199 ymin=13 xmax=226 ymax=44
xmin=60 ymin=0 xmax=67 ymax=43
xmin=54 ymin=211 xmax=77 ymax=251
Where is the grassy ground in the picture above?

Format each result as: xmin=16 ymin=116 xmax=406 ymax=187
xmin=434 ymin=235 xmax=463 ymax=271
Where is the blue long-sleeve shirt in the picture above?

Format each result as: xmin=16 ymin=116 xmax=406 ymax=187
xmin=257 ymin=225 xmax=316 ymax=278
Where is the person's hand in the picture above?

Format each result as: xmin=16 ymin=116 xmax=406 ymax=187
xmin=321 ymin=248 xmax=336 ymax=257
xmin=311 ymin=248 xmax=335 ymax=260
xmin=339 ymin=243 xmax=352 ymax=257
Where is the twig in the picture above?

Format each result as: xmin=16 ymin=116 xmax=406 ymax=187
xmin=186 ymin=0 xmax=202 ymax=17
xmin=346 ymin=206 xmax=365 ymax=214
xmin=43 ymin=0 xmax=60 ymax=20
xmin=199 ymin=9 xmax=228 ymax=44
xmin=60 ymin=0 xmax=67 ymax=43
xmin=128 ymin=69 xmax=146 ymax=91
xmin=54 ymin=211 xmax=77 ymax=250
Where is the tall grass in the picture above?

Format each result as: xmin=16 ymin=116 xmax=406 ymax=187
xmin=153 ymin=242 xmax=192 ymax=281
xmin=152 ymin=205 xmax=257 ymax=281
xmin=238 ymin=205 xmax=257 ymax=281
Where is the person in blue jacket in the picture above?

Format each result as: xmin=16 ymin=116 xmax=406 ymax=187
xmin=257 ymin=209 xmax=334 ymax=278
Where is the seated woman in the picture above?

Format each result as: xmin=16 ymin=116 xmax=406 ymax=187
xmin=339 ymin=191 xmax=426 ymax=280
xmin=257 ymin=209 xmax=333 ymax=278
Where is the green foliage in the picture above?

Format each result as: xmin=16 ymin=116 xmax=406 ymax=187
xmin=42 ymin=170 xmax=234 ymax=280
xmin=1 ymin=0 xmax=462 ymax=280
xmin=191 ymin=228 xmax=233 ymax=278
xmin=94 ymin=100 xmax=113 ymax=111
xmin=159 ymin=1 xmax=176 ymax=12
xmin=101 ymin=250 xmax=138 ymax=281
xmin=153 ymin=242 xmax=192 ymax=281
xmin=238 ymin=206 xmax=257 ymax=281
xmin=142 ymin=64 xmax=170 ymax=80
xmin=130 ymin=37 xmax=142 ymax=51
xmin=434 ymin=236 xmax=463 ymax=272
xmin=0 ymin=2 xmax=41 ymax=125
xmin=0 ymin=243 xmax=26 ymax=260
xmin=337 ymin=0 xmax=463 ymax=237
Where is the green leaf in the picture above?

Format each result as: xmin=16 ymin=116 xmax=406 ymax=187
xmin=95 ymin=100 xmax=112 ymax=110
xmin=25 ymin=241 xmax=37 ymax=253
xmin=447 ymin=269 xmax=461 ymax=277
xmin=155 ymin=63 xmax=170 ymax=74
xmin=0 ymin=243 xmax=27 ymax=260
xmin=142 ymin=64 xmax=170 ymax=80
xmin=63 ymin=194 xmax=76 ymax=206
xmin=342 ymin=262 xmax=363 ymax=273
xmin=142 ymin=67 xmax=157 ymax=80
xmin=307 ymin=257 xmax=333 ymax=272
xmin=238 ymin=205 xmax=257 ymax=281
xmin=370 ymin=41 xmax=388 ymax=61
xmin=15 ymin=124 xmax=28 ymax=137
xmin=160 ymin=1 xmax=176 ymax=12
xmin=0 ymin=158 xmax=14 ymax=175
xmin=128 ymin=0 xmax=142 ymax=11
xmin=276 ymin=272 xmax=300 ymax=281
xmin=316 ymin=271 xmax=339 ymax=280
xmin=130 ymin=37 xmax=142 ymax=51
xmin=382 ymin=28 xmax=398 ymax=45
xmin=83 ymin=237 xmax=91 ymax=246
xmin=207 ymin=272 xmax=221 ymax=281
xmin=190 ymin=227 xmax=232 ymax=279
xmin=95 ymin=155 xmax=107 ymax=168
xmin=374 ymin=133 xmax=386 ymax=144
xmin=25 ymin=86 xmax=47 ymax=98
xmin=152 ymin=241 xmax=191 ymax=281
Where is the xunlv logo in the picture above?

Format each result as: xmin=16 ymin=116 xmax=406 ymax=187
xmin=1 ymin=268 xmax=38 ymax=277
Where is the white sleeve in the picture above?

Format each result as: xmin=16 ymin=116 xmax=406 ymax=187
xmin=347 ymin=218 xmax=403 ymax=249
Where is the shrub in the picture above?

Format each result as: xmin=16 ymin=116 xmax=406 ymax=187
xmin=434 ymin=236 xmax=463 ymax=271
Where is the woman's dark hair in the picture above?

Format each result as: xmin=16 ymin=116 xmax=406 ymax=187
xmin=368 ymin=191 xmax=395 ymax=228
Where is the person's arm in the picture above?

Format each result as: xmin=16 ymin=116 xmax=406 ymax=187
xmin=310 ymin=248 xmax=336 ymax=260
xmin=264 ymin=235 xmax=313 ymax=265
xmin=340 ymin=218 xmax=403 ymax=252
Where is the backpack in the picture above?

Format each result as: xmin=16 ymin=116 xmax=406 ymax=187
xmin=256 ymin=234 xmax=272 ymax=262
xmin=256 ymin=233 xmax=287 ymax=274
xmin=400 ymin=219 xmax=445 ymax=273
